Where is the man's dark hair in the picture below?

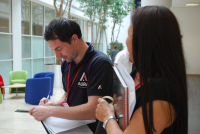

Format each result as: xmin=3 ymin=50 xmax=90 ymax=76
xmin=132 ymin=6 xmax=188 ymax=134
xmin=44 ymin=17 xmax=82 ymax=44
xmin=114 ymin=45 xmax=117 ymax=49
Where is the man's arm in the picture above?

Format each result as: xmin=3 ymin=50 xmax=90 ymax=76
xmin=29 ymin=95 xmax=102 ymax=121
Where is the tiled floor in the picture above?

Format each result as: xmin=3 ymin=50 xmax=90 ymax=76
xmin=0 ymin=87 xmax=65 ymax=134
xmin=0 ymin=76 xmax=200 ymax=134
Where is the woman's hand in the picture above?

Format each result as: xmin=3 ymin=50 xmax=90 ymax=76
xmin=95 ymin=98 xmax=115 ymax=122
xmin=114 ymin=96 xmax=124 ymax=117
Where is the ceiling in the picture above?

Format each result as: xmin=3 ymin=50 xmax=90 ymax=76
xmin=172 ymin=0 xmax=200 ymax=7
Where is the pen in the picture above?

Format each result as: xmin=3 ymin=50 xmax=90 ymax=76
xmin=45 ymin=90 xmax=51 ymax=104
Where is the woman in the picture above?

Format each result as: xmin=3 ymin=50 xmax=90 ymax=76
xmin=95 ymin=6 xmax=188 ymax=134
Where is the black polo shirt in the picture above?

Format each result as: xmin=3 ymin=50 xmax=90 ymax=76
xmin=61 ymin=42 xmax=113 ymax=133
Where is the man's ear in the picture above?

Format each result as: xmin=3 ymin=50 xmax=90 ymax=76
xmin=71 ymin=34 xmax=79 ymax=45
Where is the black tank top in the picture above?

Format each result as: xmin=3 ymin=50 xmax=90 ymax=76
xmin=132 ymin=75 xmax=176 ymax=133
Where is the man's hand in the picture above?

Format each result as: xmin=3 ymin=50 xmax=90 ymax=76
xmin=29 ymin=106 xmax=51 ymax=121
xmin=39 ymin=98 xmax=59 ymax=106
xmin=39 ymin=97 xmax=48 ymax=105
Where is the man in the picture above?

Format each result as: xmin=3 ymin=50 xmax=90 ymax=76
xmin=29 ymin=18 xmax=113 ymax=133
xmin=114 ymin=49 xmax=132 ymax=73
xmin=111 ymin=45 xmax=119 ymax=64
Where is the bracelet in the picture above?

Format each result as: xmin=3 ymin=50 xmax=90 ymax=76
xmin=117 ymin=115 xmax=124 ymax=121
xmin=103 ymin=116 xmax=116 ymax=129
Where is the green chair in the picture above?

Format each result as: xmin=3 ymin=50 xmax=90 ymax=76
xmin=9 ymin=71 xmax=27 ymax=93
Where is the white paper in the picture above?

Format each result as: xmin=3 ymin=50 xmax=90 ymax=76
xmin=43 ymin=117 xmax=95 ymax=134
xmin=117 ymin=62 xmax=136 ymax=120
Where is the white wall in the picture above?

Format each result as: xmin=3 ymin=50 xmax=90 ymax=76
xmin=110 ymin=5 xmax=200 ymax=74
xmin=114 ymin=14 xmax=131 ymax=50
xmin=171 ymin=7 xmax=200 ymax=74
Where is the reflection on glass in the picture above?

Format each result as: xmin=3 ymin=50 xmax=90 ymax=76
xmin=45 ymin=41 xmax=54 ymax=57
xmin=32 ymin=37 xmax=44 ymax=58
xmin=0 ymin=61 xmax=12 ymax=85
xmin=0 ymin=35 xmax=12 ymax=60
xmin=33 ymin=59 xmax=44 ymax=76
xmin=45 ymin=58 xmax=55 ymax=64
xmin=22 ymin=36 xmax=31 ymax=58
xmin=22 ymin=59 xmax=31 ymax=78
xmin=32 ymin=3 xmax=43 ymax=36
xmin=21 ymin=0 xmax=31 ymax=35
xmin=0 ymin=0 xmax=12 ymax=33
xmin=45 ymin=7 xmax=55 ymax=30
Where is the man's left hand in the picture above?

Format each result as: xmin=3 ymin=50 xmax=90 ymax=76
xmin=29 ymin=106 xmax=51 ymax=121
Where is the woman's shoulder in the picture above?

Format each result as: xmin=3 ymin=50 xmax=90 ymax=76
xmin=150 ymin=75 xmax=175 ymax=104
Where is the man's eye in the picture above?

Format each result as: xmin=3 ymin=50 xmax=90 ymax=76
xmin=57 ymin=48 xmax=62 ymax=51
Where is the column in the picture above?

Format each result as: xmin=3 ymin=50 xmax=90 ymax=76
xmin=12 ymin=0 xmax=22 ymax=71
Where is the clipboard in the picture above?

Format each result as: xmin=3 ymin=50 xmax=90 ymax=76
xmin=95 ymin=63 xmax=136 ymax=134
xmin=41 ymin=117 xmax=95 ymax=134
xmin=113 ymin=62 xmax=136 ymax=129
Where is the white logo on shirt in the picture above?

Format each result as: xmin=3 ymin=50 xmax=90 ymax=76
xmin=78 ymin=72 xmax=87 ymax=88
xmin=98 ymin=85 xmax=102 ymax=89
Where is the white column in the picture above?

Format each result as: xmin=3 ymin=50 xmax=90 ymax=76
xmin=141 ymin=0 xmax=172 ymax=8
xmin=12 ymin=0 xmax=22 ymax=71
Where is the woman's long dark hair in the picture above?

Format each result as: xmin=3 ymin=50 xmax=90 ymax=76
xmin=131 ymin=6 xmax=188 ymax=134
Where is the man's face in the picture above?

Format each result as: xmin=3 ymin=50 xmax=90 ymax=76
xmin=47 ymin=39 xmax=78 ymax=62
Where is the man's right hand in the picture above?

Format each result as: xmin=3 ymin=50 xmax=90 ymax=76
xmin=39 ymin=98 xmax=61 ymax=106
xmin=39 ymin=98 xmax=53 ymax=106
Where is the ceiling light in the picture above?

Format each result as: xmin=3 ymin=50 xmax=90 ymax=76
xmin=186 ymin=3 xmax=199 ymax=6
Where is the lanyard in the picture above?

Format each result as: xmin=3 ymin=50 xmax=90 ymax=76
xmin=134 ymin=72 xmax=141 ymax=90
xmin=66 ymin=64 xmax=83 ymax=98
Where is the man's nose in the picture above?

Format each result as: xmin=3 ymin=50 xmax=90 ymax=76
xmin=55 ymin=51 xmax=61 ymax=58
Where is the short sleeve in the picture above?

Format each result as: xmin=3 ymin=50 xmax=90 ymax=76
xmin=87 ymin=61 xmax=113 ymax=96
xmin=114 ymin=53 xmax=120 ymax=63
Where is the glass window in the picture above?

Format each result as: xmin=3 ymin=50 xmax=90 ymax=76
xmin=0 ymin=0 xmax=12 ymax=33
xmin=71 ymin=16 xmax=78 ymax=23
xmin=0 ymin=34 xmax=12 ymax=60
xmin=21 ymin=0 xmax=31 ymax=35
xmin=0 ymin=61 xmax=12 ymax=85
xmin=45 ymin=7 xmax=55 ymax=30
xmin=45 ymin=58 xmax=55 ymax=64
xmin=32 ymin=3 xmax=44 ymax=36
xmin=84 ymin=20 xmax=88 ymax=41
xmin=22 ymin=36 xmax=31 ymax=58
xmin=45 ymin=41 xmax=54 ymax=57
xmin=78 ymin=20 xmax=84 ymax=37
xmin=32 ymin=37 xmax=44 ymax=58
xmin=99 ymin=43 xmax=103 ymax=52
xmin=101 ymin=28 xmax=103 ymax=43
xmin=33 ymin=59 xmax=44 ymax=76
xmin=22 ymin=59 xmax=31 ymax=78
xmin=93 ymin=23 xmax=97 ymax=46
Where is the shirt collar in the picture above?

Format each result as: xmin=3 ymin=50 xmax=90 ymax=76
xmin=71 ymin=42 xmax=94 ymax=68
